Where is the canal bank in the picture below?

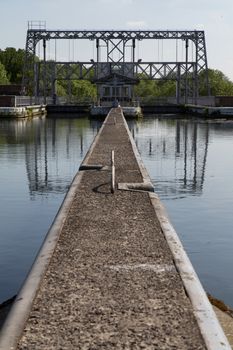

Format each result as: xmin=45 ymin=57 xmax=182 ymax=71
xmin=185 ymin=104 xmax=233 ymax=117
xmin=0 ymin=108 xmax=230 ymax=349
xmin=0 ymin=105 xmax=46 ymax=118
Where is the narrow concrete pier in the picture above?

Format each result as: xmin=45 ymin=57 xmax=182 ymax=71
xmin=0 ymin=108 xmax=230 ymax=349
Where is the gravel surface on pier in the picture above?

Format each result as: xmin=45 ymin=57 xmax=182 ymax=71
xmin=18 ymin=109 xmax=206 ymax=349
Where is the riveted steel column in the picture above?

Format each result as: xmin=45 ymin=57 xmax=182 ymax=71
xmin=96 ymin=39 xmax=100 ymax=63
xmin=185 ymin=38 xmax=189 ymax=104
xmin=132 ymin=38 xmax=136 ymax=63
xmin=203 ymin=36 xmax=210 ymax=96
xmin=176 ymin=63 xmax=181 ymax=104
xmin=194 ymin=62 xmax=198 ymax=105
xmin=51 ymin=63 xmax=56 ymax=104
xmin=194 ymin=35 xmax=198 ymax=105
xmin=33 ymin=61 xmax=38 ymax=103
xmin=43 ymin=39 xmax=47 ymax=105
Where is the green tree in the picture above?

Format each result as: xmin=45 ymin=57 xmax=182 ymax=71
xmin=134 ymin=78 xmax=177 ymax=99
xmin=56 ymin=82 xmax=67 ymax=96
xmin=0 ymin=62 xmax=9 ymax=84
xmin=157 ymin=80 xmax=176 ymax=96
xmin=199 ymin=69 xmax=233 ymax=96
xmin=134 ymin=79 xmax=160 ymax=98
xmin=56 ymin=79 xmax=97 ymax=101
xmin=0 ymin=48 xmax=25 ymax=83
xmin=72 ymin=80 xmax=97 ymax=100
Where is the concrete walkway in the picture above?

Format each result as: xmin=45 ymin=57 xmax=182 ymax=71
xmin=0 ymin=108 xmax=230 ymax=349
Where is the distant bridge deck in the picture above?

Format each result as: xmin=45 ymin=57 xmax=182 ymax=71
xmin=0 ymin=108 xmax=230 ymax=349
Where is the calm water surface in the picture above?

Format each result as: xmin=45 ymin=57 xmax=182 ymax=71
xmin=0 ymin=115 xmax=233 ymax=308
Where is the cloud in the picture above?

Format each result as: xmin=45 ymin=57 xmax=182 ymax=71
xmin=126 ymin=21 xmax=147 ymax=29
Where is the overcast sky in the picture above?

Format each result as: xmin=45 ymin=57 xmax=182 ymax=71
xmin=1 ymin=0 xmax=233 ymax=79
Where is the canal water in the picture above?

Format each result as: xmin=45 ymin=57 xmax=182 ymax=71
xmin=0 ymin=115 xmax=233 ymax=309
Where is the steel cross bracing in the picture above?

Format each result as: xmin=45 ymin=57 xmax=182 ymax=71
xmin=22 ymin=29 xmax=210 ymax=101
xmin=37 ymin=61 xmax=196 ymax=80
xmin=35 ymin=61 xmax=197 ymax=103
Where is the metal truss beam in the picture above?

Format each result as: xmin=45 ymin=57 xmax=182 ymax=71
xmin=25 ymin=29 xmax=205 ymax=41
xmin=39 ymin=61 xmax=196 ymax=80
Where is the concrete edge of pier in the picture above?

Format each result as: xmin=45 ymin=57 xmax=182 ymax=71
xmin=0 ymin=117 xmax=107 ymax=350
xmin=0 ymin=108 xmax=231 ymax=350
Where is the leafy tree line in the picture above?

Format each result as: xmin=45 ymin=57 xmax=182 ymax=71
xmin=135 ymin=69 xmax=233 ymax=98
xmin=0 ymin=62 xmax=9 ymax=84
xmin=0 ymin=48 xmax=25 ymax=84
xmin=55 ymin=80 xmax=97 ymax=100
xmin=1 ymin=47 xmax=233 ymax=97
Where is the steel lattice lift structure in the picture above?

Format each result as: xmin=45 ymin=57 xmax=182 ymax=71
xmin=22 ymin=22 xmax=210 ymax=105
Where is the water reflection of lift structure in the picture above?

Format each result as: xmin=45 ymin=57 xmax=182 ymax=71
xmin=24 ymin=119 xmax=100 ymax=198
xmin=176 ymin=121 xmax=209 ymax=195
xmin=24 ymin=118 xmax=209 ymax=198
xmin=130 ymin=119 xmax=209 ymax=198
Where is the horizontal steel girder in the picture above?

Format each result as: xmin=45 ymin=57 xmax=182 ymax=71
xmin=27 ymin=29 xmax=205 ymax=41
xmin=40 ymin=61 xmax=196 ymax=81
